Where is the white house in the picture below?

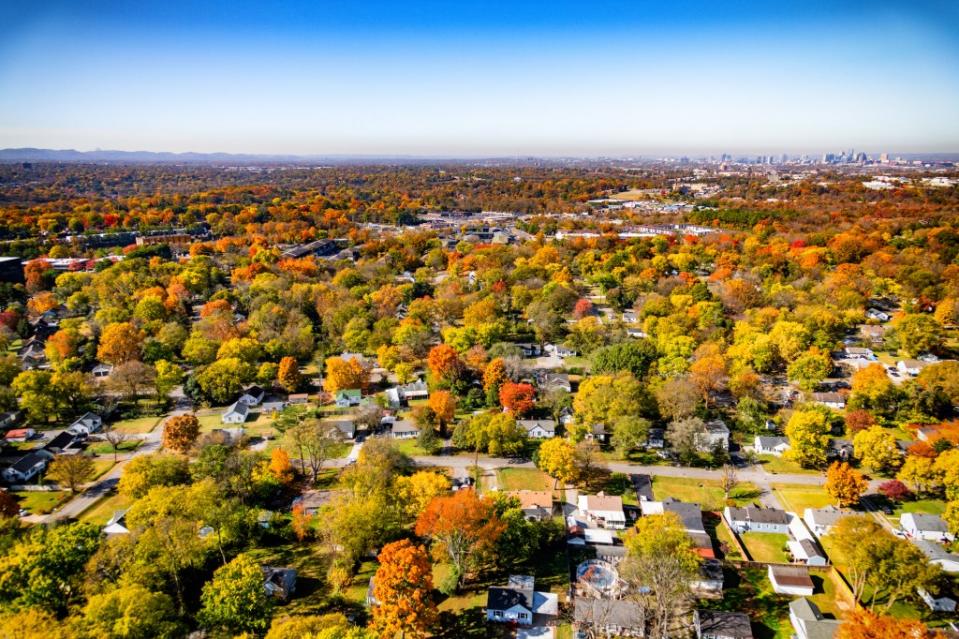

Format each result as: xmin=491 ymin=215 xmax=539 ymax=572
xmin=518 ymin=419 xmax=556 ymax=439
xmin=810 ymin=392 xmax=846 ymax=410
xmin=221 ymin=401 xmax=250 ymax=424
xmin=901 ymin=513 xmax=955 ymax=542
xmin=695 ymin=419 xmax=730 ymax=452
xmin=866 ymin=308 xmax=890 ymax=322
xmin=768 ymin=565 xmax=814 ymax=596
xmin=390 ymin=420 xmax=420 ymax=440
xmin=398 ymin=380 xmax=429 ymax=399
xmin=103 ymin=509 xmax=130 ymax=536
xmin=911 ymin=540 xmax=959 ymax=573
xmin=754 ymin=435 xmax=790 ymax=456
xmin=787 ymin=539 xmax=828 ymax=566
xmin=238 ymin=385 xmax=265 ymax=406
xmin=91 ymin=363 xmax=113 ymax=379
xmin=803 ymin=507 xmax=846 ymax=538
xmin=897 ymin=359 xmax=931 ymax=377
xmin=789 ymin=598 xmax=841 ymax=639
xmin=918 ymin=588 xmax=957 ymax=613
xmin=843 ymin=346 xmax=876 ymax=361
xmin=486 ymin=575 xmax=558 ymax=626
xmin=577 ymin=493 xmax=627 ymax=530
xmin=724 ymin=506 xmax=790 ymax=534
xmin=2 ymin=452 xmax=49 ymax=483
xmin=66 ymin=412 xmax=103 ymax=436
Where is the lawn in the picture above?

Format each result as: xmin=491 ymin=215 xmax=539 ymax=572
xmin=495 ymin=468 xmax=556 ymax=493
xmin=699 ymin=566 xmax=793 ymax=639
xmin=87 ymin=439 xmax=141 ymax=456
xmin=79 ymin=492 xmax=132 ymax=525
xmin=245 ymin=542 xmax=351 ymax=617
xmin=708 ymin=513 xmax=744 ymax=561
xmin=651 ymin=476 xmax=761 ymax=511
xmin=90 ymin=458 xmax=116 ymax=479
xmin=740 ymin=532 xmax=790 ymax=563
xmin=893 ymin=498 xmax=947 ymax=519
xmin=755 ymin=455 xmax=819 ymax=475
xmin=14 ymin=490 xmax=70 ymax=514
xmin=109 ymin=415 xmax=163 ymax=434
xmin=771 ymin=484 xmax=834 ymax=514
xmin=393 ymin=438 xmax=430 ymax=457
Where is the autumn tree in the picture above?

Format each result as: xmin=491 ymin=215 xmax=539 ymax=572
xmin=837 ymin=609 xmax=944 ymax=639
xmin=154 ymin=359 xmax=184 ymax=405
xmin=878 ymin=479 xmax=910 ymax=502
xmin=269 ymin=448 xmax=294 ymax=484
xmin=850 ymin=363 xmax=897 ymax=414
xmin=893 ymin=314 xmax=944 ymax=357
xmin=654 ymin=375 xmax=700 ymax=422
xmin=84 ymin=584 xmax=183 ymax=639
xmin=784 ymin=407 xmax=832 ymax=468
xmin=499 ymin=381 xmax=535 ymax=416
xmin=853 ymin=426 xmax=902 ymax=473
xmin=195 ymin=357 xmax=255 ymax=404
xmin=787 ymin=347 xmax=833 ymax=392
xmin=428 ymin=390 xmax=457 ymax=430
xmin=825 ymin=461 xmax=867 ymax=507
xmin=844 ymin=409 xmax=876 ymax=435
xmin=370 ymin=539 xmax=437 ymax=639
xmin=45 ymin=454 xmax=95 ymax=493
xmin=396 ymin=471 xmax=452 ymax=519
xmin=322 ymin=356 xmax=368 ymax=393
xmin=97 ymin=322 xmax=143 ymax=365
xmin=574 ymin=372 xmax=646 ymax=435
xmin=897 ymin=455 xmax=942 ymax=496
xmin=482 ymin=357 xmax=509 ymax=405
xmin=118 ymin=453 xmax=190 ymax=498
xmin=277 ymin=356 xmax=302 ymax=393
xmin=162 ymin=414 xmax=200 ymax=453
xmin=414 ymin=489 xmax=505 ymax=589
xmin=621 ymin=512 xmax=699 ymax=639
xmin=199 ymin=553 xmax=273 ymax=635
xmin=427 ymin=344 xmax=463 ymax=384
xmin=107 ymin=360 xmax=156 ymax=404
xmin=689 ymin=352 xmax=727 ymax=404
xmin=536 ymin=437 xmax=578 ymax=488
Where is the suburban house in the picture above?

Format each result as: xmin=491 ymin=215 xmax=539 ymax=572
xmin=694 ymin=609 xmax=754 ymax=639
xmin=897 ymin=359 xmax=931 ymax=377
xmin=754 ymin=435 xmax=790 ymax=456
xmin=790 ymin=598 xmax=840 ymax=639
xmin=828 ymin=439 xmax=855 ymax=462
xmin=724 ymin=506 xmax=790 ymax=534
xmin=326 ymin=419 xmax=356 ymax=440
xmin=390 ymin=420 xmax=420 ymax=440
xmin=262 ymin=566 xmax=297 ymax=600
xmin=788 ymin=538 xmax=828 ymax=566
xmin=647 ymin=428 xmax=665 ymax=449
xmin=843 ymin=346 xmax=876 ymax=361
xmin=901 ymin=513 xmax=955 ymax=542
xmin=506 ymin=490 xmax=554 ymax=521
xmin=859 ymin=324 xmax=887 ymax=344
xmin=221 ymin=401 xmax=250 ymax=424
xmin=918 ymin=588 xmax=957 ymax=613
xmin=287 ymin=393 xmax=309 ymax=405
xmin=2 ymin=452 xmax=49 ymax=483
xmin=486 ymin=575 xmax=558 ymax=626
xmin=810 ymin=392 xmax=846 ymax=410
xmin=768 ymin=565 xmax=814 ymax=596
xmin=912 ymin=540 xmax=959 ymax=573
xmin=292 ymin=489 xmax=337 ymax=516
xmin=44 ymin=431 xmax=83 ymax=454
xmin=516 ymin=343 xmax=543 ymax=358
xmin=398 ymin=380 xmax=429 ymax=399
xmin=578 ymin=493 xmax=627 ymax=530
xmin=573 ymin=598 xmax=644 ymax=637
xmin=103 ymin=509 xmax=130 ymax=536
xmin=91 ymin=362 xmax=113 ymax=379
xmin=538 ymin=372 xmax=572 ymax=393
xmin=518 ymin=419 xmax=556 ymax=439
xmin=641 ymin=498 xmax=712 ymax=558
xmin=803 ymin=507 xmax=846 ymax=538
xmin=866 ymin=308 xmax=890 ymax=321
xmin=587 ymin=423 xmax=608 ymax=444
xmin=4 ymin=428 xmax=35 ymax=442
xmin=334 ymin=389 xmax=362 ymax=407
xmin=695 ymin=419 xmax=730 ymax=452
xmin=238 ymin=385 xmax=265 ymax=406
xmin=66 ymin=412 xmax=103 ymax=436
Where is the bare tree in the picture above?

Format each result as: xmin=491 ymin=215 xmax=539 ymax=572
xmin=620 ymin=554 xmax=694 ymax=639
xmin=107 ymin=360 xmax=155 ymax=407
xmin=103 ymin=426 xmax=130 ymax=463
xmin=720 ymin=464 xmax=738 ymax=498
xmin=285 ymin=419 xmax=344 ymax=483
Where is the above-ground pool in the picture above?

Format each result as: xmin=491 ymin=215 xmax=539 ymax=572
xmin=576 ymin=559 xmax=620 ymax=596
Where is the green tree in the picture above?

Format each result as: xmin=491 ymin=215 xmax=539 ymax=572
xmin=83 ymin=583 xmax=183 ymax=639
xmin=118 ymin=453 xmax=190 ymax=499
xmin=153 ymin=360 xmax=183 ymax=405
xmin=610 ymin=415 xmax=652 ymax=458
xmin=787 ymin=347 xmax=833 ymax=392
xmin=45 ymin=454 xmax=95 ymax=493
xmin=893 ymin=314 xmax=944 ymax=357
xmin=784 ymin=407 xmax=832 ymax=468
xmin=591 ymin=340 xmax=658 ymax=378
xmin=195 ymin=357 xmax=255 ymax=404
xmin=574 ymin=372 xmax=645 ymax=433
xmin=199 ymin=553 xmax=273 ymax=635
xmin=852 ymin=427 xmax=903 ymax=473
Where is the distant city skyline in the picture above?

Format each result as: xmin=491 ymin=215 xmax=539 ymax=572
xmin=1 ymin=1 xmax=958 ymax=156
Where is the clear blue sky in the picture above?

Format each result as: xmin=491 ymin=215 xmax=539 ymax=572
xmin=1 ymin=1 xmax=958 ymax=156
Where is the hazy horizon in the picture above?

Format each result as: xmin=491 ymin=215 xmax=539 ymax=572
xmin=2 ymin=1 xmax=959 ymax=156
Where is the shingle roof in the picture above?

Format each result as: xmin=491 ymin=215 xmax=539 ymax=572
xmin=696 ymin=610 xmax=753 ymax=639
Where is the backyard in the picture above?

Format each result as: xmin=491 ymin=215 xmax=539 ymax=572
xmin=651 ymin=476 xmax=761 ymax=511
xmin=14 ymin=490 xmax=70 ymax=515
xmin=740 ymin=532 xmax=790 ymax=563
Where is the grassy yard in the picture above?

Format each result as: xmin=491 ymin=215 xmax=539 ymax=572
xmin=708 ymin=513 xmax=744 ymax=561
xmin=109 ymin=415 xmax=163 ymax=434
xmin=245 ymin=542 xmax=351 ymax=617
xmin=893 ymin=498 xmax=947 ymax=519
xmin=79 ymin=492 xmax=132 ymax=525
xmin=495 ymin=468 xmax=556 ymax=493
xmin=651 ymin=476 xmax=761 ymax=511
xmin=393 ymin=438 xmax=430 ymax=457
xmin=699 ymin=566 xmax=792 ymax=639
xmin=771 ymin=484 xmax=834 ymax=514
xmin=90 ymin=458 xmax=116 ymax=479
xmin=87 ymin=439 xmax=141 ymax=456
xmin=755 ymin=455 xmax=820 ymax=475
xmin=14 ymin=490 xmax=70 ymax=514
xmin=740 ymin=532 xmax=790 ymax=563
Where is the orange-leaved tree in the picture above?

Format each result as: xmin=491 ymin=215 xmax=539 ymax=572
xmin=322 ymin=356 xmax=367 ymax=394
xmin=414 ymin=488 xmax=505 ymax=590
xmin=162 ymin=414 xmax=200 ymax=453
xmin=825 ymin=461 xmax=868 ymax=507
xmin=97 ymin=322 xmax=144 ymax=365
xmin=427 ymin=344 xmax=463 ymax=383
xmin=837 ymin=610 xmax=945 ymax=639
xmin=269 ymin=448 xmax=294 ymax=484
xmin=277 ymin=356 xmax=301 ymax=393
xmin=428 ymin=390 xmax=457 ymax=430
xmin=370 ymin=539 xmax=437 ymax=639
xmin=499 ymin=381 xmax=536 ymax=416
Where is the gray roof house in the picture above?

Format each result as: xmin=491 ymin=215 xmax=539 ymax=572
xmin=754 ymin=435 xmax=790 ymax=456
xmin=803 ymin=507 xmax=846 ymax=538
xmin=574 ymin=598 xmax=644 ymax=637
xmin=1 ymin=452 xmax=50 ymax=483
xmin=911 ymin=539 xmax=959 ymax=573
xmin=724 ymin=506 xmax=790 ymax=534
xmin=221 ymin=401 xmax=250 ymax=424
xmin=486 ymin=575 xmax=558 ymax=626
xmin=696 ymin=419 xmax=730 ymax=452
xmin=518 ymin=419 xmax=556 ymax=439
xmin=390 ymin=420 xmax=420 ymax=440
xmin=789 ymin=598 xmax=840 ymax=639
xmin=694 ymin=609 xmax=753 ymax=639
xmin=901 ymin=513 xmax=955 ymax=542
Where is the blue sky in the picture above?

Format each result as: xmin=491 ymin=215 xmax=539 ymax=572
xmin=1 ymin=1 xmax=958 ymax=156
